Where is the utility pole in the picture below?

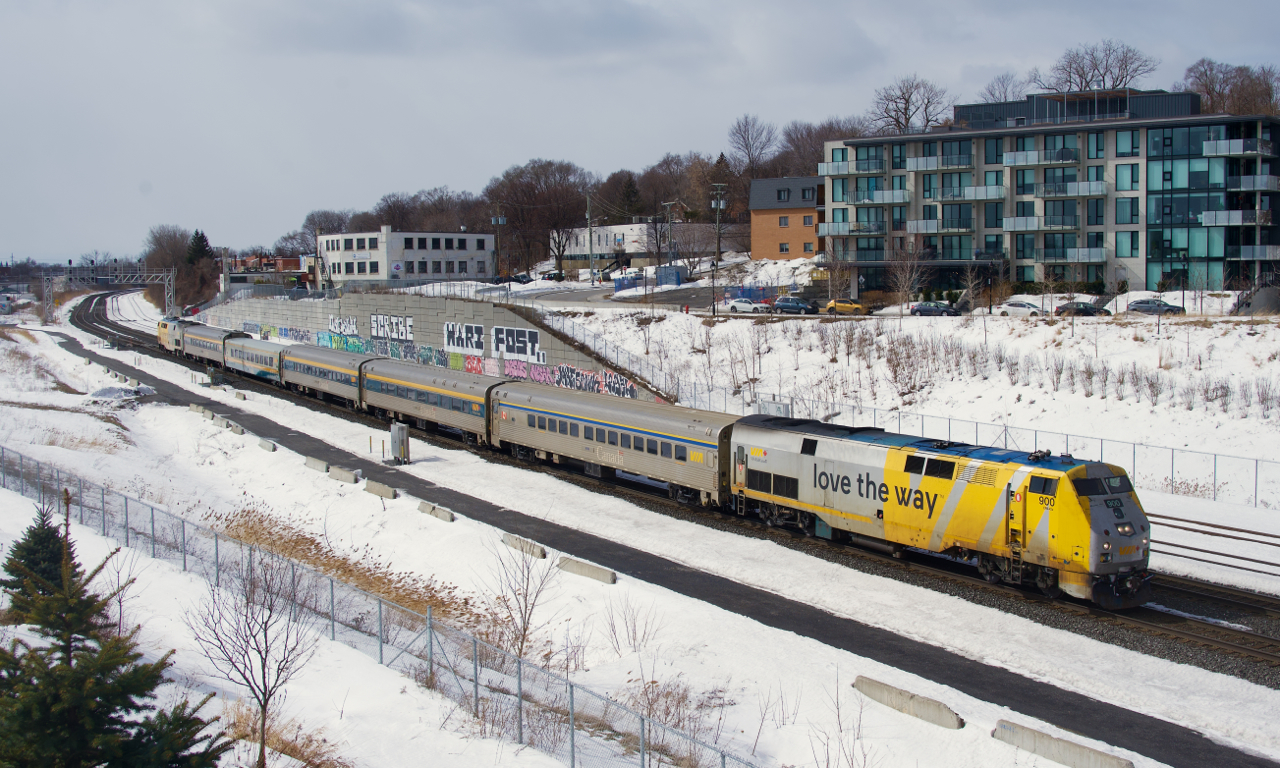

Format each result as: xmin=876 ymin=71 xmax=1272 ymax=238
xmin=491 ymin=208 xmax=507 ymax=279
xmin=711 ymin=184 xmax=727 ymax=317
xmin=586 ymin=193 xmax=595 ymax=286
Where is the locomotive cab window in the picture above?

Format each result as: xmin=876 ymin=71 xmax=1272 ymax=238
xmin=1028 ymin=476 xmax=1059 ymax=495
xmin=801 ymin=438 xmax=817 ymax=456
xmin=1073 ymin=475 xmax=1132 ymax=496
xmin=904 ymin=455 xmax=925 ymax=474
xmin=924 ymin=459 xmax=955 ymax=480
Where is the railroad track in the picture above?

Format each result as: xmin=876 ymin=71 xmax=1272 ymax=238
xmin=68 ymin=290 xmax=1280 ymax=668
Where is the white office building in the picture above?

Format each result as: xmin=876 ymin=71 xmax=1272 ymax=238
xmin=318 ymin=225 xmax=496 ymax=286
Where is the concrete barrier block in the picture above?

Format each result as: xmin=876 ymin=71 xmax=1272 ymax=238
xmin=258 ymin=439 xmax=276 ymax=452
xmin=365 ymin=479 xmax=397 ymax=499
xmin=328 ymin=466 xmax=358 ymax=483
xmin=557 ymin=557 xmax=616 ymax=584
xmin=304 ymin=456 xmax=329 ymax=472
xmin=101 ymin=364 xmax=109 ymax=373
xmin=84 ymin=357 xmax=91 ymax=365
xmin=235 ymin=391 xmax=246 ymax=400
xmin=203 ymin=409 xmax=216 ymax=420
xmin=854 ymin=677 xmax=964 ymax=730
xmin=127 ymin=378 xmax=138 ymax=387
xmin=419 ymin=501 xmax=455 ymax=522
xmin=212 ymin=417 xmax=228 ymax=428
xmin=992 ymin=720 xmax=1134 ymax=768
xmin=189 ymin=403 xmax=202 ymax=413
xmin=228 ymin=423 xmax=244 ymax=435
xmin=502 ymin=533 xmax=547 ymax=559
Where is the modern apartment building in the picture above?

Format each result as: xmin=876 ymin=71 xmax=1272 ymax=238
xmin=317 ymin=225 xmax=495 ymax=286
xmin=820 ymin=90 xmax=1277 ymax=293
xmin=748 ymin=177 xmax=825 ymax=260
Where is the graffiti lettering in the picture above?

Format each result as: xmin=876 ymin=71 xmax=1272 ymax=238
xmin=444 ymin=322 xmax=485 ymax=354
xmin=465 ymin=355 xmax=484 ymax=374
xmin=491 ymin=326 xmax=545 ymax=364
xmin=328 ymin=315 xmax=358 ymax=335
xmin=529 ymin=364 xmax=556 ymax=386
xmin=504 ymin=359 xmax=528 ymax=379
xmin=371 ymin=314 xmax=414 ymax=341
xmin=600 ymin=370 xmax=638 ymax=399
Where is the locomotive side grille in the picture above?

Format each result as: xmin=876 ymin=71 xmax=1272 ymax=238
xmin=959 ymin=463 xmax=998 ymax=486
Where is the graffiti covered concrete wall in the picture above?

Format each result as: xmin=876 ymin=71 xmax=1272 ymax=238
xmin=198 ymin=294 xmax=649 ymax=401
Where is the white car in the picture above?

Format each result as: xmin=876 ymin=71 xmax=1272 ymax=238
xmin=728 ymin=299 xmax=770 ymax=313
xmin=993 ymin=300 xmax=1043 ymax=317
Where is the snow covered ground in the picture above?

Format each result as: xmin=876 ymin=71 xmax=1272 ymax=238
xmin=2 ymin=302 xmax=1274 ymax=765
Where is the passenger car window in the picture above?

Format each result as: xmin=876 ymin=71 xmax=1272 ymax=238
xmin=596 ymin=429 xmax=606 ymax=444
xmin=620 ymin=434 xmax=631 ymax=449
xmin=558 ymin=421 xmax=568 ymax=435
xmin=675 ymin=445 xmax=687 ymax=462
xmin=584 ymin=426 xmax=594 ymax=440
xmin=647 ymin=439 xmax=658 ymax=455
xmin=527 ymin=414 xmax=535 ymax=428
xmin=634 ymin=435 xmax=644 ymax=451
xmin=538 ymin=416 xmax=547 ymax=430
xmin=661 ymin=442 xmax=672 ymax=458
xmin=608 ymin=430 xmax=618 ymax=445
xmin=570 ymin=423 xmax=579 ymax=437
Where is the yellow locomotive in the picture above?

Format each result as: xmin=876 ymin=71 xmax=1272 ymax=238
xmin=730 ymin=415 xmax=1151 ymax=608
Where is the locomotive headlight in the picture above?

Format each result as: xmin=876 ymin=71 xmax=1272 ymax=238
xmin=1102 ymin=541 xmax=1112 ymax=551
xmin=1141 ymin=537 xmax=1149 ymax=546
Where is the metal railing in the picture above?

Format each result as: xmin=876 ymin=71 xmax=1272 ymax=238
xmin=0 ymin=444 xmax=757 ymax=768
xmin=1033 ymin=181 xmax=1108 ymax=198
xmin=1002 ymin=149 xmax=1080 ymax=166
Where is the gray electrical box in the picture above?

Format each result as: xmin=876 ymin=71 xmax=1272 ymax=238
xmin=390 ymin=422 xmax=409 ymax=465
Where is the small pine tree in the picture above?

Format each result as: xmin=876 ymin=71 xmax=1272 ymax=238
xmin=186 ymin=230 xmax=212 ymax=265
xmin=1 ymin=501 xmax=81 ymax=612
xmin=0 ymin=545 xmax=231 ymax=766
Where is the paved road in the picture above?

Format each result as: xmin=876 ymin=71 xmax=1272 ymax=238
xmin=49 ymin=330 xmax=1279 ymax=768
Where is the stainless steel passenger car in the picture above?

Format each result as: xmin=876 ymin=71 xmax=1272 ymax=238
xmin=224 ymin=338 xmax=286 ymax=382
xmin=181 ymin=325 xmax=248 ymax=366
xmin=362 ymin=360 xmax=505 ymax=444
xmin=281 ymin=346 xmax=377 ymax=404
xmin=489 ymin=383 xmax=740 ymax=505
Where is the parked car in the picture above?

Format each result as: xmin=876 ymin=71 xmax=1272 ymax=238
xmin=1126 ymin=298 xmax=1186 ymax=316
xmin=993 ymin=300 xmax=1042 ymax=317
xmin=910 ymin=301 xmax=959 ymax=317
xmin=1055 ymin=301 xmax=1111 ymax=317
xmin=728 ymin=298 xmax=771 ymax=313
xmin=773 ymin=297 xmax=818 ymax=315
xmin=539 ymin=271 xmax=565 ymax=282
xmin=824 ymin=298 xmax=865 ymax=315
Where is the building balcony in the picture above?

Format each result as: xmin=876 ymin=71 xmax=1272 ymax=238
xmin=905 ymin=154 xmax=973 ymax=172
xmin=1036 ymin=247 xmax=1108 ymax=264
xmin=1033 ymin=180 xmax=1109 ymax=198
xmin=939 ymin=185 xmax=1005 ymax=201
xmin=1199 ymin=210 xmax=1273 ymax=226
xmin=852 ymin=188 xmax=911 ymax=205
xmin=1002 ymin=148 xmax=1081 ymax=166
xmin=1227 ymin=175 xmax=1280 ymax=191
xmin=1003 ymin=215 xmax=1080 ymax=232
xmin=817 ymin=221 xmax=886 ymax=236
xmin=818 ymin=160 xmax=885 ymax=176
xmin=1231 ymin=245 xmax=1280 ymax=260
xmin=831 ymin=249 xmax=889 ymax=262
xmin=1202 ymin=139 xmax=1275 ymax=158
xmin=907 ymin=218 xmax=973 ymax=234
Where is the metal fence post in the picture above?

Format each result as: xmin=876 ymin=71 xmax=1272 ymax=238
xmin=516 ymin=656 xmax=523 ymax=745
xmin=1132 ymin=443 xmax=1136 ymax=476
xmin=377 ymin=598 xmax=384 ymax=665
xmin=150 ymin=507 xmax=156 ymax=558
xmin=35 ymin=460 xmax=40 ymax=504
xmin=1 ymin=446 xmax=5 ymax=490
xmin=19 ymin=453 xmax=23 ymax=495
xmin=471 ymin=637 xmax=479 ymax=716
xmin=569 ymin=683 xmax=576 ymax=768
xmin=101 ymin=489 xmax=106 ymax=535
xmin=1255 ymin=459 xmax=1260 ymax=508
xmin=214 ymin=533 xmax=220 ymax=587
xmin=123 ymin=497 xmax=129 ymax=546
xmin=1171 ymin=451 xmax=1175 ymax=489
xmin=640 ymin=717 xmax=645 ymax=768
xmin=181 ymin=521 xmax=187 ymax=570
xmin=78 ymin=478 xmax=83 ymax=524
xmin=1213 ymin=455 xmax=1218 ymax=500
xmin=329 ymin=578 xmax=335 ymax=640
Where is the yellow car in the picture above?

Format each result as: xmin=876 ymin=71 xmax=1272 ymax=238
xmin=824 ymin=298 xmax=865 ymax=315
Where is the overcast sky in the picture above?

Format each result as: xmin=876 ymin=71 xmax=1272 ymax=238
xmin=1 ymin=0 xmax=1274 ymax=263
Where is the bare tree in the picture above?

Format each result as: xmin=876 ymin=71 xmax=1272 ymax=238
xmin=1174 ymin=58 xmax=1239 ymax=113
xmin=727 ymin=114 xmax=779 ymax=178
xmin=867 ymin=74 xmax=954 ymax=134
xmin=187 ymin=554 xmax=319 ymax=768
xmin=977 ymin=72 xmax=1025 ymax=103
xmin=885 ymin=237 xmax=932 ymax=327
xmin=481 ymin=543 xmax=560 ymax=660
xmin=1027 ymin=40 xmax=1159 ymax=92
xmin=774 ymin=116 xmax=867 ymax=176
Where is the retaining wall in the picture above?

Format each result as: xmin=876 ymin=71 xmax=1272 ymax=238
xmin=197 ymin=295 xmax=656 ymax=401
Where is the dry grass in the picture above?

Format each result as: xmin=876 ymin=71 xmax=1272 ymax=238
xmin=207 ymin=506 xmax=483 ymax=627
xmin=0 ymin=330 xmax=84 ymax=394
xmin=221 ymin=699 xmax=353 ymax=768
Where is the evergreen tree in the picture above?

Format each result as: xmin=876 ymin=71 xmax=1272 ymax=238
xmin=0 ymin=546 xmax=231 ymax=767
xmin=185 ymin=230 xmax=212 ymax=265
xmin=1 ymin=502 xmax=81 ymax=614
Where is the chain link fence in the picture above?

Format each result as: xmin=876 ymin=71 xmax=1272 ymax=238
xmin=0 ymin=445 xmax=757 ymax=768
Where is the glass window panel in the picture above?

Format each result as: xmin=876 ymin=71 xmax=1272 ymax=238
xmin=1208 ymin=227 xmax=1225 ymax=258
xmin=620 ymin=434 xmax=631 ymax=449
xmin=661 ymin=442 xmax=672 ymax=459
xmin=584 ymin=426 xmax=593 ymax=440
xmin=1173 ymin=159 xmax=1189 ymax=189
xmin=608 ymin=430 xmax=618 ymax=446
xmin=537 ymin=416 xmax=547 ymax=430
xmin=647 ymin=439 xmax=658 ymax=455
xmin=1189 ymin=228 xmax=1208 ymax=258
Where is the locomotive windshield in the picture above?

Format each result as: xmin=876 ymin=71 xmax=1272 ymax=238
xmin=1072 ymin=475 xmax=1134 ymax=496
